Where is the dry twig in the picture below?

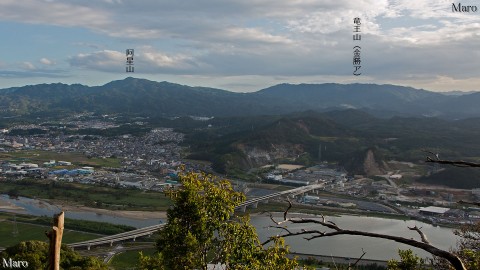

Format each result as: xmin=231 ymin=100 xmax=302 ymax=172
xmin=423 ymin=150 xmax=480 ymax=167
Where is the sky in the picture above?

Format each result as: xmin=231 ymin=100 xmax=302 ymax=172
xmin=0 ymin=0 xmax=479 ymax=92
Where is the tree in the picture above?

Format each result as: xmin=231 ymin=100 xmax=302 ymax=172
xmin=142 ymin=170 xmax=298 ymax=270
xmin=387 ymin=223 xmax=480 ymax=270
xmin=7 ymin=188 xmax=19 ymax=198
xmin=265 ymin=201 xmax=467 ymax=270
xmin=0 ymin=240 xmax=108 ymax=270
xmin=431 ymin=222 xmax=480 ymax=270
xmin=422 ymin=150 xmax=480 ymax=269
xmin=216 ymin=216 xmax=297 ymax=270
xmin=454 ymin=222 xmax=480 ymax=251
xmin=387 ymin=249 xmax=431 ymax=270
xmin=139 ymin=252 xmax=165 ymax=270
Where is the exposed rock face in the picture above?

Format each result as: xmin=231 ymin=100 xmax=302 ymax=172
xmin=235 ymin=143 xmax=304 ymax=168
xmin=363 ymin=149 xmax=388 ymax=176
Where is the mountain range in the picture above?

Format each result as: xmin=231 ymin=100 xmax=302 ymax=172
xmin=1 ymin=77 xmax=479 ymax=119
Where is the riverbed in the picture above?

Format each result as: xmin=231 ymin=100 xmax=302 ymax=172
xmin=0 ymin=195 xmax=163 ymax=227
xmin=0 ymin=195 xmax=458 ymax=260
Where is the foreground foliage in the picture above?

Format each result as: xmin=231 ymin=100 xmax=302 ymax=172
xmin=432 ymin=222 xmax=480 ymax=270
xmin=387 ymin=249 xmax=431 ymax=270
xmin=0 ymin=240 xmax=107 ymax=270
xmin=140 ymin=171 xmax=298 ymax=270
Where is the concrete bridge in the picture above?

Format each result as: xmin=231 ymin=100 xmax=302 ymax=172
xmin=58 ymin=184 xmax=323 ymax=250
xmin=235 ymin=183 xmax=325 ymax=212
xmin=68 ymin=223 xmax=164 ymax=250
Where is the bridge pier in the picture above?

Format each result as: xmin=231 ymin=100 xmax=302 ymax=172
xmin=133 ymin=237 xmax=136 ymax=242
xmin=263 ymin=199 xmax=269 ymax=204
xmin=239 ymin=205 xmax=246 ymax=212
xmin=87 ymin=245 xmax=91 ymax=251
xmin=110 ymin=241 xmax=113 ymax=247
xmin=251 ymin=202 xmax=258 ymax=209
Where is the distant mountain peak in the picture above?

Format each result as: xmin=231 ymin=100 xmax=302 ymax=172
xmin=0 ymin=79 xmax=479 ymax=119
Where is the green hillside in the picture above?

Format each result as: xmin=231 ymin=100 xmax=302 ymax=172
xmin=184 ymin=111 xmax=480 ymax=186
xmin=418 ymin=167 xmax=480 ymax=189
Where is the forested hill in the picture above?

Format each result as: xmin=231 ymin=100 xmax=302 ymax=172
xmin=183 ymin=110 xmax=480 ymax=188
xmin=1 ymin=77 xmax=479 ymax=119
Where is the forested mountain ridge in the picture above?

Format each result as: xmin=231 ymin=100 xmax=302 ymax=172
xmin=1 ymin=77 xmax=479 ymax=119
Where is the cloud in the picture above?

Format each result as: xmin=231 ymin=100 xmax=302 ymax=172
xmin=1 ymin=59 xmax=67 ymax=78
xmin=22 ymin=62 xmax=36 ymax=70
xmin=73 ymin=42 xmax=103 ymax=49
xmin=141 ymin=50 xmax=198 ymax=70
xmin=0 ymin=0 xmax=111 ymax=30
xmin=68 ymin=48 xmax=202 ymax=74
xmin=40 ymin=58 xmax=54 ymax=65
xmin=1 ymin=0 xmax=480 ymax=91
xmin=102 ymin=0 xmax=123 ymax=4
xmin=0 ymin=69 xmax=68 ymax=78
xmin=219 ymin=28 xmax=293 ymax=45
xmin=68 ymin=50 xmax=125 ymax=72
xmin=1 ymin=1 xmax=476 ymax=48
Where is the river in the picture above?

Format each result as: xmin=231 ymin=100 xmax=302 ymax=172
xmin=0 ymin=195 xmax=458 ymax=260
xmin=0 ymin=195 xmax=163 ymax=228
xmin=251 ymin=215 xmax=457 ymax=260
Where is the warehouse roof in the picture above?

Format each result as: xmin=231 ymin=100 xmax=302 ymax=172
xmin=419 ymin=206 xmax=450 ymax=214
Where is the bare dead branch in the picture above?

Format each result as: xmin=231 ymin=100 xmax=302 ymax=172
xmin=331 ymin=255 xmax=339 ymax=270
xmin=264 ymin=214 xmax=467 ymax=270
xmin=458 ymin=200 xmax=480 ymax=207
xmin=426 ymin=157 xmax=480 ymax=168
xmin=289 ymin=218 xmax=341 ymax=231
xmin=423 ymin=150 xmax=480 ymax=168
xmin=270 ymin=226 xmax=293 ymax=235
xmin=423 ymin=150 xmax=440 ymax=160
xmin=268 ymin=212 xmax=290 ymax=226
xmin=266 ymin=199 xmax=294 ymax=226
xmin=350 ymin=248 xmax=366 ymax=269
xmin=284 ymin=199 xmax=292 ymax=221
xmin=262 ymin=228 xmax=324 ymax=245
xmin=408 ymin=225 xmax=430 ymax=244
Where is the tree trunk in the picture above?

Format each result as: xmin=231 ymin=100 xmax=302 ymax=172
xmin=46 ymin=212 xmax=64 ymax=270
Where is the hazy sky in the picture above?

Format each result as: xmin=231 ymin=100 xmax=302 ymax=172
xmin=0 ymin=0 xmax=479 ymax=92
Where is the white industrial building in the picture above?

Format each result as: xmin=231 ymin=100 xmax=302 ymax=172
xmin=419 ymin=206 xmax=450 ymax=216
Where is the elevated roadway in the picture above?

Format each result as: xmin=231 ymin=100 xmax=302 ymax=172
xmin=67 ymin=183 xmax=324 ymax=250
xmin=0 ymin=184 xmax=324 ymax=251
